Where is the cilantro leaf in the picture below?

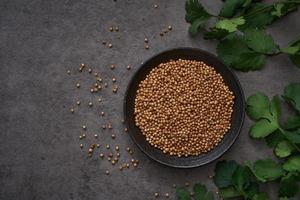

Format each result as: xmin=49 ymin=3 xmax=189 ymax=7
xmin=244 ymin=29 xmax=278 ymax=54
xmin=284 ymin=83 xmax=300 ymax=113
xmin=272 ymin=2 xmax=300 ymax=18
xmin=239 ymin=3 xmax=274 ymax=30
xmin=283 ymin=155 xmax=300 ymax=172
xmin=219 ymin=186 xmax=241 ymax=199
xmin=185 ymin=0 xmax=211 ymax=36
xmin=176 ymin=187 xmax=191 ymax=200
xmin=272 ymin=3 xmax=285 ymax=17
xmin=246 ymin=92 xmax=270 ymax=120
xmin=247 ymin=159 xmax=284 ymax=182
xmin=278 ymin=172 xmax=299 ymax=198
xmin=213 ymin=160 xmax=238 ymax=188
xmin=265 ymin=130 xmax=285 ymax=148
xmin=232 ymin=166 xmax=250 ymax=191
xmin=252 ymin=192 xmax=268 ymax=200
xmin=284 ymin=115 xmax=300 ymax=130
xmin=244 ymin=182 xmax=260 ymax=199
xmin=275 ymin=140 xmax=295 ymax=158
xmin=284 ymin=130 xmax=300 ymax=144
xmin=219 ymin=0 xmax=246 ymax=18
xmin=248 ymin=96 xmax=281 ymax=138
xmin=193 ymin=184 xmax=214 ymax=200
xmin=282 ymin=38 xmax=300 ymax=68
xmin=215 ymin=17 xmax=245 ymax=32
xmin=217 ymin=33 xmax=266 ymax=71
xmin=203 ymin=28 xmax=229 ymax=40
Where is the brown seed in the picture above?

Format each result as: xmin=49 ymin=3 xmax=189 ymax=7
xmin=67 ymin=70 xmax=71 ymax=74
xmin=126 ymin=65 xmax=131 ymax=70
xmin=165 ymin=193 xmax=169 ymax=198
xmin=116 ymin=152 xmax=120 ymax=157
xmin=115 ymin=146 xmax=120 ymax=151
xmin=126 ymin=147 xmax=130 ymax=151
xmin=94 ymin=134 xmax=98 ymax=138
xmin=154 ymin=192 xmax=159 ymax=197
xmin=106 ymin=145 xmax=110 ymax=149
xmin=109 ymin=27 xmax=113 ymax=32
xmin=76 ymin=83 xmax=80 ymax=88
xmin=102 ymin=40 xmax=106 ymax=45
xmin=80 ymin=144 xmax=83 ymax=148
xmin=90 ymin=88 xmax=94 ymax=93
xmin=94 ymin=72 xmax=98 ymax=77
xmin=102 ymin=125 xmax=106 ymax=129
xmin=115 ymin=26 xmax=119 ymax=31
xmin=124 ymin=128 xmax=128 ymax=132
xmin=159 ymin=32 xmax=164 ymax=36
xmin=112 ymin=77 xmax=116 ymax=82
xmin=144 ymin=38 xmax=148 ymax=43
xmin=145 ymin=45 xmax=149 ymax=49
xmin=168 ymin=25 xmax=172 ymax=30
xmin=97 ymin=144 xmax=100 ymax=148
xmin=88 ymin=68 xmax=92 ymax=73
xmin=88 ymin=148 xmax=93 ymax=153
xmin=111 ymin=134 xmax=116 ymax=139
xmin=82 ymin=134 xmax=86 ymax=138
xmin=76 ymin=101 xmax=80 ymax=105
xmin=104 ymin=83 xmax=108 ymax=87
xmin=82 ymin=125 xmax=87 ymax=130
xmin=110 ymin=64 xmax=115 ymax=69
xmin=133 ymin=163 xmax=138 ymax=167
xmin=101 ymin=111 xmax=105 ymax=116
xmin=163 ymin=29 xmax=168 ymax=33
xmin=107 ymin=123 xmax=112 ymax=129
xmin=99 ymin=153 xmax=104 ymax=158
xmin=113 ymin=88 xmax=118 ymax=93
xmin=108 ymin=157 xmax=111 ymax=161
xmin=88 ymin=102 xmax=93 ymax=107
xmin=154 ymin=4 xmax=158 ymax=8
xmin=111 ymin=160 xmax=116 ymax=165
xmin=98 ymin=98 xmax=102 ymax=102
xmin=70 ymin=108 xmax=75 ymax=113
xmin=119 ymin=166 xmax=123 ymax=170
xmin=108 ymin=153 xmax=113 ymax=157
xmin=105 ymin=170 xmax=110 ymax=175
xmin=108 ymin=43 xmax=113 ymax=48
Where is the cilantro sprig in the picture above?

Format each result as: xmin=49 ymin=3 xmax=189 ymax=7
xmin=185 ymin=0 xmax=300 ymax=71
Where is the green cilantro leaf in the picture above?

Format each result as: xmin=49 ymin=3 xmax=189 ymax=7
xmin=247 ymin=96 xmax=281 ymax=138
xmin=246 ymin=92 xmax=270 ymax=120
xmin=219 ymin=186 xmax=241 ymax=199
xmin=275 ymin=140 xmax=295 ymax=158
xmin=278 ymin=172 xmax=299 ymax=198
xmin=219 ymin=0 xmax=246 ymax=17
xmin=239 ymin=3 xmax=274 ymax=30
xmin=213 ymin=160 xmax=238 ymax=188
xmin=203 ymin=28 xmax=229 ymax=40
xmin=272 ymin=3 xmax=285 ymax=17
xmin=176 ymin=187 xmax=191 ymax=200
xmin=215 ymin=17 xmax=245 ymax=32
xmin=185 ymin=0 xmax=211 ymax=36
xmin=246 ymin=159 xmax=284 ymax=182
xmin=244 ymin=29 xmax=278 ymax=54
xmin=252 ymin=192 xmax=268 ymax=200
xmin=243 ymin=182 xmax=260 ymax=199
xmin=265 ymin=130 xmax=285 ymax=148
xmin=193 ymin=184 xmax=214 ymax=200
xmin=217 ymin=33 xmax=266 ymax=71
xmin=283 ymin=155 xmax=300 ymax=172
xmin=284 ymin=83 xmax=300 ymax=113
xmin=282 ymin=38 xmax=300 ymax=68
xmin=272 ymin=2 xmax=300 ymax=18
xmin=232 ymin=166 xmax=250 ymax=191
xmin=284 ymin=115 xmax=300 ymax=130
xmin=284 ymin=130 xmax=300 ymax=144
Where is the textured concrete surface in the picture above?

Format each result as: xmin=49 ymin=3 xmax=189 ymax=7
xmin=0 ymin=0 xmax=300 ymax=200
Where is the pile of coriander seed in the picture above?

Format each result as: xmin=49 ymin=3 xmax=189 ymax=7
xmin=134 ymin=59 xmax=235 ymax=157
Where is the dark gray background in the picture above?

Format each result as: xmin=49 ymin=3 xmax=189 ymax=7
xmin=0 ymin=0 xmax=299 ymax=199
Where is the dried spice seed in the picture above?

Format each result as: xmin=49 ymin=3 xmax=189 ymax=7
xmin=88 ymin=102 xmax=93 ymax=107
xmin=107 ymin=123 xmax=112 ymax=129
xmin=80 ymin=144 xmax=84 ymax=148
xmin=115 ymin=146 xmax=120 ymax=151
xmin=154 ymin=4 xmax=158 ymax=8
xmin=97 ymin=144 xmax=100 ymax=148
xmin=76 ymin=101 xmax=81 ymax=105
xmin=126 ymin=65 xmax=131 ymax=70
xmin=112 ymin=77 xmax=116 ymax=82
xmin=145 ymin=45 xmax=149 ymax=49
xmin=82 ymin=125 xmax=87 ymax=130
xmin=124 ymin=128 xmax=128 ymax=132
xmin=102 ymin=125 xmax=106 ymax=129
xmin=82 ymin=134 xmax=86 ymax=138
xmin=159 ymin=32 xmax=164 ymax=36
xmin=88 ymin=68 xmax=92 ymax=73
xmin=111 ymin=134 xmax=116 ymax=139
xmin=101 ymin=111 xmax=105 ymax=116
xmin=106 ymin=145 xmax=110 ymax=149
xmin=88 ymin=148 xmax=93 ymax=153
xmin=70 ymin=108 xmax=75 ymax=113
xmin=109 ymin=27 xmax=113 ymax=32
xmin=168 ymin=25 xmax=172 ymax=30
xmin=165 ymin=193 xmax=169 ymax=198
xmin=90 ymin=88 xmax=94 ymax=93
xmin=134 ymin=59 xmax=234 ymax=156
xmin=94 ymin=134 xmax=98 ymax=138
xmin=116 ymin=152 xmax=120 ymax=157
xmin=110 ymin=64 xmax=115 ymax=69
xmin=115 ymin=26 xmax=119 ymax=31
xmin=67 ymin=70 xmax=71 ymax=74
xmin=76 ymin=83 xmax=80 ymax=88
xmin=144 ymin=38 xmax=149 ymax=43
xmin=108 ymin=43 xmax=113 ymax=48
xmin=79 ymin=135 xmax=82 ymax=140
xmin=154 ymin=192 xmax=159 ymax=198
xmin=102 ymin=40 xmax=106 ymax=45
xmin=99 ymin=153 xmax=104 ymax=158
xmin=105 ymin=170 xmax=110 ymax=175
xmin=98 ymin=98 xmax=102 ymax=102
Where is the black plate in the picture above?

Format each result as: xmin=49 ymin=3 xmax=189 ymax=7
xmin=124 ymin=47 xmax=245 ymax=168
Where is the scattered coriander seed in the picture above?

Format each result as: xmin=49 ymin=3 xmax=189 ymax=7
xmin=109 ymin=27 xmax=113 ymax=32
xmin=97 ymin=144 xmax=100 ymax=148
xmin=94 ymin=72 xmax=98 ymax=77
xmin=111 ymin=160 xmax=116 ymax=165
xmin=104 ymin=83 xmax=108 ymax=87
xmin=101 ymin=111 xmax=105 ymax=116
xmin=111 ymin=134 xmax=116 ymax=139
xmin=172 ymin=184 xmax=176 ymax=188
xmin=94 ymin=88 xmax=98 ymax=92
xmin=129 ymin=150 xmax=133 ymax=154
xmin=79 ymin=135 xmax=82 ymax=140
xmin=114 ymin=157 xmax=118 ymax=161
xmin=131 ymin=159 xmax=135 ymax=163
xmin=208 ymin=175 xmax=213 ymax=179
xmin=70 ymin=108 xmax=75 ymax=113
xmin=80 ymin=144 xmax=83 ymax=148
xmin=154 ymin=192 xmax=159 ymax=198
xmin=110 ymin=64 xmax=115 ymax=69
xmin=135 ymin=160 xmax=139 ymax=164
xmin=145 ymin=45 xmax=149 ymax=49
xmin=88 ymin=153 xmax=92 ymax=157
xmin=99 ymin=153 xmax=104 ymax=158
xmin=122 ymin=163 xmax=127 ymax=168
xmin=126 ymin=65 xmax=131 ymax=70
xmin=124 ymin=127 xmax=128 ymax=132
xmin=88 ymin=102 xmax=93 ymax=107
xmin=98 ymin=98 xmax=102 ymax=102
xmin=107 ymin=123 xmax=112 ymax=129
xmin=126 ymin=163 xmax=130 ymax=168
xmin=119 ymin=166 xmax=123 ymax=170
xmin=141 ymin=62 xmax=144 ymax=65
xmin=88 ymin=68 xmax=92 ymax=73
xmin=108 ymin=153 xmax=113 ymax=157
xmin=91 ymin=144 xmax=96 ymax=149
xmin=159 ymin=32 xmax=164 ymax=36
xmin=165 ymin=193 xmax=169 ymax=198
xmin=106 ymin=145 xmax=110 ymax=149
xmin=94 ymin=134 xmax=98 ymax=138
xmin=105 ymin=170 xmax=110 ymax=175
xmin=113 ymin=87 xmax=118 ymax=93
xmin=185 ymin=182 xmax=190 ymax=187
xmin=82 ymin=125 xmax=87 ymax=130
xmin=190 ymin=192 xmax=194 ymax=196
xmin=76 ymin=101 xmax=81 ymax=105
xmin=168 ymin=25 xmax=172 ymax=30
xmin=115 ymin=146 xmax=120 ymax=151
xmin=108 ymin=157 xmax=111 ymax=161
xmin=97 ymin=77 xmax=102 ymax=82
xmin=90 ymin=88 xmax=94 ymax=93
xmin=80 ymin=63 xmax=85 ymax=67
xmin=102 ymin=125 xmax=106 ymax=129
xmin=144 ymin=38 xmax=148 ymax=43
xmin=133 ymin=163 xmax=137 ymax=167
xmin=67 ymin=70 xmax=71 ymax=74
xmin=163 ymin=29 xmax=168 ymax=33
xmin=102 ymin=40 xmax=106 ymax=45
xmin=121 ymin=119 xmax=125 ymax=123
xmin=116 ymin=153 xmax=120 ymax=157
xmin=76 ymin=83 xmax=80 ymax=88
xmin=88 ymin=148 xmax=93 ymax=153
xmin=126 ymin=147 xmax=130 ymax=151
xmin=108 ymin=43 xmax=113 ymax=48
xmin=98 ymin=85 xmax=102 ymax=90
xmin=115 ymin=26 xmax=119 ymax=31
xmin=154 ymin=4 xmax=158 ymax=8
xmin=112 ymin=77 xmax=116 ymax=82
xmin=216 ymin=191 xmax=219 ymax=194
xmin=82 ymin=134 xmax=86 ymax=138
